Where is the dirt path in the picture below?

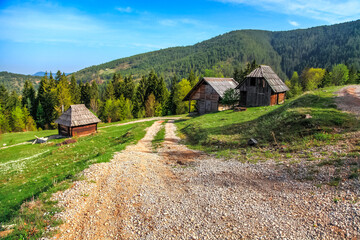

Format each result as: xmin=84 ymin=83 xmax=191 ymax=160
xmin=52 ymin=120 xmax=360 ymax=239
xmin=336 ymin=85 xmax=360 ymax=117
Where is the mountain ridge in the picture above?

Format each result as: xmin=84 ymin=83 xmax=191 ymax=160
xmin=2 ymin=19 xmax=360 ymax=92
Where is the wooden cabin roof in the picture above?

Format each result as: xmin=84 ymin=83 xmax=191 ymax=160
xmin=55 ymin=104 xmax=101 ymax=127
xmin=237 ymin=65 xmax=289 ymax=93
xmin=183 ymin=77 xmax=238 ymax=101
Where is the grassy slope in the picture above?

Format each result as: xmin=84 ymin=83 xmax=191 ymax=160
xmin=0 ymin=120 xmax=155 ymax=222
xmin=176 ymin=86 xmax=359 ymax=159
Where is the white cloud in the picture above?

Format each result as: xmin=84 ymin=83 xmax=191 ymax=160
xmin=158 ymin=18 xmax=204 ymax=27
xmin=116 ymin=7 xmax=132 ymax=13
xmin=159 ymin=19 xmax=178 ymax=27
xmin=289 ymin=20 xmax=299 ymax=26
xmin=215 ymin=0 xmax=360 ymax=23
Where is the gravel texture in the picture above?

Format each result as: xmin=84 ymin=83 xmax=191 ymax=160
xmin=335 ymin=85 xmax=360 ymax=117
xmin=50 ymin=119 xmax=360 ymax=239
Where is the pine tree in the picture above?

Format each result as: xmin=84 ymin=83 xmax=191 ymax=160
xmin=36 ymin=102 xmax=45 ymax=129
xmin=145 ymin=93 xmax=156 ymax=117
xmin=81 ymin=82 xmax=92 ymax=108
xmin=56 ymin=73 xmax=71 ymax=115
xmin=55 ymin=70 xmax=62 ymax=82
xmin=166 ymin=75 xmax=178 ymax=115
xmin=104 ymin=81 xmax=115 ymax=100
xmin=0 ymin=104 xmax=10 ymax=133
xmin=69 ymin=75 xmax=81 ymax=104
xmin=10 ymin=106 xmax=25 ymax=132
xmin=233 ymin=68 xmax=242 ymax=83
xmin=112 ymin=73 xmax=125 ymax=99
xmin=123 ymin=75 xmax=135 ymax=100
xmin=133 ymin=76 xmax=147 ymax=117
xmin=21 ymin=80 xmax=36 ymax=114
xmin=0 ymin=84 xmax=9 ymax=109
xmin=22 ymin=106 xmax=36 ymax=131
xmin=188 ymin=70 xmax=198 ymax=87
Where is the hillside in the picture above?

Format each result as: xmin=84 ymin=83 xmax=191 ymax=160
xmin=75 ymin=20 xmax=360 ymax=83
xmin=0 ymin=72 xmax=41 ymax=93
xmin=3 ymin=20 xmax=360 ymax=92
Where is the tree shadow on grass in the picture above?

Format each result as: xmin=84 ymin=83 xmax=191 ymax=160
xmin=180 ymin=94 xmax=360 ymax=150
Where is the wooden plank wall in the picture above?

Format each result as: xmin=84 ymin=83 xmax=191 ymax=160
xmin=195 ymin=82 xmax=220 ymax=114
xmin=71 ymin=124 xmax=97 ymax=137
xmin=238 ymin=77 xmax=271 ymax=107
xmin=59 ymin=124 xmax=70 ymax=136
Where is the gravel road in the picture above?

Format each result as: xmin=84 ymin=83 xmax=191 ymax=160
xmin=51 ymin=120 xmax=360 ymax=239
xmin=336 ymin=85 xmax=360 ymax=117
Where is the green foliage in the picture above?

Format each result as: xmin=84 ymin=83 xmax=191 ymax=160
xmin=81 ymin=82 xmax=91 ymax=108
xmin=69 ymin=75 xmax=81 ymax=104
xmin=174 ymin=78 xmax=192 ymax=114
xmin=145 ymin=93 xmax=156 ymax=117
xmin=10 ymin=106 xmax=25 ymax=131
xmin=300 ymin=68 xmax=325 ymax=91
xmin=330 ymin=64 xmax=349 ymax=86
xmin=221 ymin=88 xmax=240 ymax=108
xmin=0 ymin=120 xmax=154 ymax=223
xmin=56 ymin=73 xmax=71 ymax=115
xmin=104 ymin=81 xmax=115 ymax=100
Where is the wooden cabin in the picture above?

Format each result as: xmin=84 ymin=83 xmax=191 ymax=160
xmin=183 ymin=77 xmax=238 ymax=114
xmin=55 ymin=104 xmax=101 ymax=137
xmin=236 ymin=65 xmax=289 ymax=107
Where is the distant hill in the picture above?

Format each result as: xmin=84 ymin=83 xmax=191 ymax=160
xmin=33 ymin=72 xmax=72 ymax=77
xmin=32 ymin=72 xmax=47 ymax=76
xmin=0 ymin=72 xmax=41 ymax=93
xmin=74 ymin=20 xmax=360 ymax=83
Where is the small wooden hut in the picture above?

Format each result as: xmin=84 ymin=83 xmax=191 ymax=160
xmin=183 ymin=77 xmax=238 ymax=114
xmin=55 ymin=104 xmax=101 ymax=137
xmin=236 ymin=65 xmax=289 ymax=107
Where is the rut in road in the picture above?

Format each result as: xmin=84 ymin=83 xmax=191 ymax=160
xmin=53 ymin=120 xmax=360 ymax=239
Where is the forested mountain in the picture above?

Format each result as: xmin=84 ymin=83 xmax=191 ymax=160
xmin=0 ymin=72 xmax=41 ymax=93
xmin=75 ymin=20 xmax=360 ymax=83
xmin=3 ymin=19 xmax=360 ymax=93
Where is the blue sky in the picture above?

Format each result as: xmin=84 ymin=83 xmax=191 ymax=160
xmin=1 ymin=0 xmax=360 ymax=75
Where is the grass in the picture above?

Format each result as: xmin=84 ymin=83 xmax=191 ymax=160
xmin=176 ymin=86 xmax=359 ymax=160
xmin=152 ymin=121 xmax=167 ymax=151
xmin=0 ymin=120 xmax=155 ymax=224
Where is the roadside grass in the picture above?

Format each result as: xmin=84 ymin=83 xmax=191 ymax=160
xmin=176 ymin=86 xmax=359 ymax=160
xmin=0 ymin=129 xmax=58 ymax=147
xmin=152 ymin=121 xmax=167 ymax=151
xmin=0 ymin=117 xmax=149 ymax=148
xmin=0 ymin=120 xmax=155 ymax=234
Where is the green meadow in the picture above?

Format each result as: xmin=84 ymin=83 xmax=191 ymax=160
xmin=0 ymin=120 xmax=155 ymax=222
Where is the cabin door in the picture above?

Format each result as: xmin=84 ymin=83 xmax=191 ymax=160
xmin=240 ymin=91 xmax=247 ymax=106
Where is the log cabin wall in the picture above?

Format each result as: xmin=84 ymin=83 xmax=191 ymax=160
xmin=71 ymin=124 xmax=97 ymax=137
xmin=238 ymin=77 xmax=272 ymax=107
xmin=59 ymin=124 xmax=70 ymax=136
xmin=194 ymin=82 xmax=220 ymax=114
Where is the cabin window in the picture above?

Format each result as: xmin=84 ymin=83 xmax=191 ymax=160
xmin=250 ymin=78 xmax=256 ymax=86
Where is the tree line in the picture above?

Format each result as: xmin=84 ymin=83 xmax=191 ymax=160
xmin=0 ymin=70 xmax=198 ymax=133
xmin=1 ymin=62 xmax=359 ymax=134
xmin=285 ymin=64 xmax=360 ymax=99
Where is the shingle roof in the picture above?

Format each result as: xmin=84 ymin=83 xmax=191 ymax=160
xmin=183 ymin=77 xmax=238 ymax=101
xmin=55 ymin=104 xmax=101 ymax=127
xmin=204 ymin=78 xmax=239 ymax=98
xmin=238 ymin=65 xmax=289 ymax=93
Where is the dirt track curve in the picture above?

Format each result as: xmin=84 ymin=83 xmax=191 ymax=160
xmin=52 ymin=120 xmax=360 ymax=239
xmin=336 ymin=85 xmax=360 ymax=117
